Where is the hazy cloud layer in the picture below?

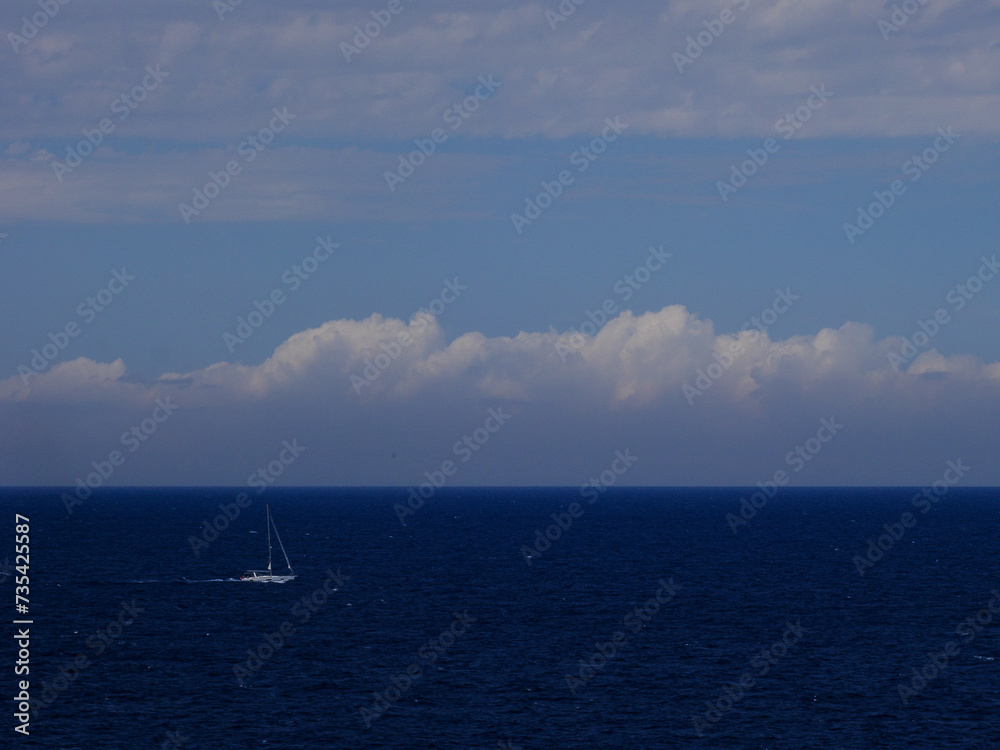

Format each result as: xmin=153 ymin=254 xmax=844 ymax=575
xmin=2 ymin=0 xmax=999 ymax=221
xmin=4 ymin=0 xmax=998 ymax=141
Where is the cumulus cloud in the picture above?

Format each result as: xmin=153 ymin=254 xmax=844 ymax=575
xmin=6 ymin=304 xmax=1000 ymax=408
xmin=2 ymin=307 xmax=998 ymax=485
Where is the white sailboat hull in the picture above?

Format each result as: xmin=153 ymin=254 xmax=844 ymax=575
xmin=240 ymin=571 xmax=296 ymax=583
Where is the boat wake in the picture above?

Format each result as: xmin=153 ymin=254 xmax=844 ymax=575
xmin=182 ymin=578 xmax=243 ymax=583
xmin=123 ymin=577 xmax=243 ymax=584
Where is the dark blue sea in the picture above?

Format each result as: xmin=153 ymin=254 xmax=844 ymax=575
xmin=1 ymin=487 xmax=999 ymax=749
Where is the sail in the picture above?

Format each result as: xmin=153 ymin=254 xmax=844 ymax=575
xmin=240 ymin=505 xmax=296 ymax=582
xmin=269 ymin=507 xmax=294 ymax=575
xmin=266 ymin=505 xmax=273 ymax=573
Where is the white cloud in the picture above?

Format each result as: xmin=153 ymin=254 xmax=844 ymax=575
xmin=0 ymin=357 xmax=127 ymax=402
xmin=4 ymin=140 xmax=30 ymax=156
xmin=4 ymin=304 xmax=998 ymax=409
xmin=3 ymin=305 xmax=998 ymax=485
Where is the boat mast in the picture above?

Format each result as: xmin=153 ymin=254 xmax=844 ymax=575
xmin=266 ymin=504 xmax=273 ymax=573
xmin=270 ymin=510 xmax=294 ymax=575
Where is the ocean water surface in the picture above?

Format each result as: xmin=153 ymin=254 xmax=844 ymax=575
xmin=2 ymin=487 xmax=999 ymax=749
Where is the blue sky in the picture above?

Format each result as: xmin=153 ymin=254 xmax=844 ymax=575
xmin=2 ymin=0 xmax=999 ymax=486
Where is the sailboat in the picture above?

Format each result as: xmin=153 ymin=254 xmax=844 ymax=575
xmin=240 ymin=504 xmax=296 ymax=583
